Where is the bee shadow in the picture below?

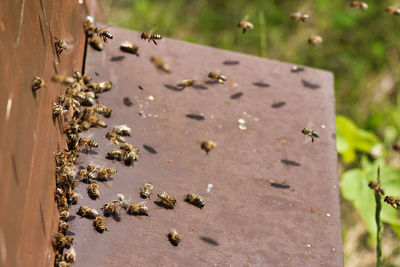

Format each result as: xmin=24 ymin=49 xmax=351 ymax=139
xmin=222 ymin=60 xmax=240 ymax=65
xmin=67 ymin=215 xmax=76 ymax=222
xmin=253 ymin=82 xmax=270 ymax=88
xmin=193 ymin=84 xmax=208 ymax=90
xmin=112 ymin=213 xmax=121 ymax=222
xmin=154 ymin=200 xmax=174 ymax=209
xmin=271 ymin=102 xmax=286 ymax=109
xmin=86 ymin=150 xmax=98 ymax=155
xmin=200 ymin=236 xmax=219 ymax=246
xmin=301 ymin=79 xmax=320 ymax=90
xmin=110 ymin=55 xmax=126 ymax=62
xmin=230 ymin=92 xmax=243 ymax=100
xmin=280 ymin=159 xmax=301 ymax=167
xmin=185 ymin=114 xmax=205 ymax=121
xmin=164 ymin=84 xmax=183 ymax=91
xmin=66 ymin=231 xmax=76 ymax=236
xmin=123 ymin=97 xmax=133 ymax=107
xmin=205 ymin=80 xmax=220 ymax=85
xmin=270 ymin=181 xmax=290 ymax=189
xmin=143 ymin=145 xmax=157 ymax=154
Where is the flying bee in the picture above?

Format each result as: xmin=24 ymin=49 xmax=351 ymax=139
xmin=120 ymin=41 xmax=139 ymax=55
xmin=290 ymin=12 xmax=310 ymax=22
xmin=97 ymin=168 xmax=117 ymax=181
xmin=157 ymin=192 xmax=176 ymax=209
xmin=126 ymin=202 xmax=149 ymax=216
xmin=59 ymin=221 xmax=69 ymax=234
xmin=53 ymin=233 xmax=73 ymax=250
xmin=237 ymin=16 xmax=254 ymax=34
xmin=350 ymin=1 xmax=369 ymax=10
xmin=201 ymin=140 xmax=216 ymax=153
xmin=141 ymin=32 xmax=162 ymax=45
xmin=83 ymin=16 xmax=95 ymax=36
xmin=385 ymin=6 xmax=400 ymax=15
xmin=53 ymin=102 xmax=66 ymax=119
xmin=106 ymin=131 xmax=126 ymax=145
xmin=368 ymin=181 xmax=385 ymax=197
xmin=77 ymin=206 xmax=99 ymax=219
xmin=88 ymin=183 xmax=100 ymax=200
xmin=54 ymin=37 xmax=68 ymax=55
xmin=32 ymin=76 xmax=44 ymax=92
xmin=150 ymin=56 xmax=171 ymax=73
xmin=112 ymin=125 xmax=131 ymax=136
xmin=52 ymin=74 xmax=75 ymax=85
xmin=177 ymin=79 xmax=195 ymax=89
xmin=93 ymin=216 xmax=107 ymax=233
xmin=94 ymin=27 xmax=113 ymax=42
xmin=384 ymin=196 xmax=400 ymax=209
xmin=168 ymin=229 xmax=181 ymax=246
xmin=185 ymin=193 xmax=205 ymax=208
xmin=301 ymin=128 xmax=319 ymax=142
xmin=107 ymin=149 xmax=125 ymax=161
xmin=89 ymin=36 xmax=105 ymax=51
xmin=94 ymin=104 xmax=112 ymax=117
xmin=65 ymin=247 xmax=76 ymax=264
xmin=208 ymin=72 xmax=227 ymax=83
xmin=140 ymin=183 xmax=153 ymax=199
xmin=308 ymin=35 xmax=323 ymax=45
xmin=102 ymin=201 xmax=120 ymax=217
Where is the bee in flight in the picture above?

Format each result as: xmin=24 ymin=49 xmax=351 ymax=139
xmin=301 ymin=128 xmax=319 ymax=142
xmin=308 ymin=35 xmax=323 ymax=45
xmin=237 ymin=16 xmax=254 ymax=34
xmin=89 ymin=36 xmax=105 ymax=51
xmin=151 ymin=56 xmax=171 ymax=73
xmin=94 ymin=27 xmax=113 ymax=42
xmin=120 ymin=41 xmax=139 ymax=55
xmin=208 ymin=72 xmax=227 ymax=84
xmin=386 ymin=6 xmax=400 ymax=16
xmin=54 ymin=37 xmax=68 ymax=55
xmin=290 ymin=12 xmax=310 ymax=22
xmin=141 ymin=31 xmax=162 ymax=45
xmin=350 ymin=1 xmax=369 ymax=10
xmin=384 ymin=196 xmax=400 ymax=209
xmin=177 ymin=79 xmax=195 ymax=89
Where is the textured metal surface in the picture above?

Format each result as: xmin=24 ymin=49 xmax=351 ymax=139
xmin=71 ymin=27 xmax=343 ymax=266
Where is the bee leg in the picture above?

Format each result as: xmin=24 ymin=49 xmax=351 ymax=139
xmin=152 ymin=39 xmax=158 ymax=45
xmin=242 ymin=28 xmax=246 ymax=34
xmin=311 ymin=136 xmax=314 ymax=143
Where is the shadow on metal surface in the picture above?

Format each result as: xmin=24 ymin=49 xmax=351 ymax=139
xmin=230 ymin=92 xmax=243 ymax=100
xmin=271 ymin=102 xmax=286 ymax=109
xmin=301 ymin=79 xmax=320 ymax=90
xmin=200 ymin=236 xmax=219 ymax=246
xmin=280 ymin=159 xmax=301 ymax=167
xmin=143 ymin=145 xmax=157 ymax=154
xmin=253 ymin=82 xmax=270 ymax=88
xmin=185 ymin=114 xmax=205 ymax=121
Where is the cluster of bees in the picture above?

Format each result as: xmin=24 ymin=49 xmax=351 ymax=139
xmin=368 ymin=181 xmax=400 ymax=209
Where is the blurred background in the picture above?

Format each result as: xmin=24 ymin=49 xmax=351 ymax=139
xmin=100 ymin=0 xmax=400 ymax=265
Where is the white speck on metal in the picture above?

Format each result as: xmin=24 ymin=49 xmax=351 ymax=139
xmin=206 ymin=184 xmax=213 ymax=193
xmin=6 ymin=97 xmax=12 ymax=121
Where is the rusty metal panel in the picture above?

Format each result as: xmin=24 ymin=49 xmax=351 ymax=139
xmin=69 ymin=27 xmax=343 ymax=266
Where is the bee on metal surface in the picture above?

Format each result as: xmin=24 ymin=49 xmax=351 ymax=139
xmin=54 ymin=37 xmax=68 ymax=55
xmin=53 ymin=233 xmax=73 ymax=250
xmin=107 ymin=149 xmax=125 ymax=161
xmin=89 ymin=36 xmax=105 ymax=51
xmin=53 ymin=102 xmax=66 ymax=119
xmin=83 ymin=16 xmax=95 ymax=36
xmin=87 ymin=113 xmax=107 ymax=128
xmin=237 ymin=16 xmax=254 ymax=34
xmin=77 ymin=206 xmax=99 ymax=219
xmin=93 ymin=216 xmax=107 ymax=233
xmin=102 ymin=201 xmax=120 ymax=217
xmin=69 ymin=190 xmax=79 ymax=205
xmin=201 ymin=140 xmax=216 ymax=154
xmin=126 ymin=202 xmax=149 ymax=216
xmin=386 ymin=6 xmax=400 ymax=16
xmin=177 ymin=79 xmax=195 ymax=89
xmin=94 ymin=104 xmax=112 ymax=117
xmin=87 ymin=163 xmax=99 ymax=172
xmin=120 ymin=143 xmax=138 ymax=152
xmin=368 ymin=181 xmax=385 ymax=197
xmin=76 ymin=169 xmax=96 ymax=183
xmin=87 ymin=80 xmax=112 ymax=93
xmin=106 ymin=131 xmax=126 ymax=145
xmin=301 ymin=128 xmax=319 ymax=142
xmin=113 ymin=125 xmax=131 ymax=136
xmin=185 ymin=193 xmax=205 ymax=208
xmin=97 ymin=168 xmax=117 ymax=181
xmin=150 ymin=56 xmax=171 ymax=73
xmin=157 ymin=192 xmax=176 ymax=209
xmin=120 ymin=41 xmax=139 ymax=55
xmin=94 ymin=27 xmax=113 ymax=42
xmin=384 ymin=196 xmax=400 ymax=209
xmin=59 ymin=221 xmax=69 ymax=234
xmin=32 ymin=76 xmax=44 ymax=92
xmin=208 ymin=72 xmax=227 ymax=83
xmin=350 ymin=1 xmax=369 ymax=10
xmin=65 ymin=247 xmax=76 ymax=264
xmin=308 ymin=35 xmax=323 ymax=45
xmin=52 ymin=74 xmax=75 ymax=85
xmin=88 ymin=182 xmax=100 ymax=200
xmin=168 ymin=229 xmax=181 ymax=246
xmin=140 ymin=183 xmax=153 ymax=199
xmin=290 ymin=12 xmax=310 ymax=22
xmin=58 ymin=261 xmax=73 ymax=267
xmin=141 ymin=32 xmax=162 ymax=45
xmin=124 ymin=150 xmax=139 ymax=166
xmin=78 ymin=137 xmax=98 ymax=152
xmin=59 ymin=210 xmax=70 ymax=221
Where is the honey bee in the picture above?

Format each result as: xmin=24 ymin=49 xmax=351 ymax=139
xmin=52 ymin=74 xmax=75 ymax=85
xmin=291 ymin=65 xmax=305 ymax=73
xmin=120 ymin=41 xmax=139 ymax=55
xmin=54 ymin=37 xmax=68 ymax=55
xmin=94 ymin=104 xmax=112 ymax=117
xmin=201 ymin=140 xmax=216 ymax=154
xmin=140 ymin=183 xmax=153 ymax=199
xmin=106 ymin=131 xmax=126 ymax=145
xmin=120 ymin=143 xmax=138 ymax=152
xmin=97 ymin=168 xmax=117 ymax=181
xmin=208 ymin=72 xmax=227 ymax=83
xmin=177 ymin=79 xmax=195 ymax=89
xmin=59 ymin=210 xmax=70 ymax=221
xmin=78 ymin=137 xmax=98 ymax=152
xmin=87 ymin=113 xmax=107 ymax=128
xmin=93 ymin=216 xmax=107 ymax=232
xmin=87 ymin=81 xmax=112 ymax=93
xmin=53 ymin=102 xmax=66 ymax=119
xmin=185 ymin=193 xmax=205 ymax=208
xmin=53 ymin=233 xmax=73 ymax=250
xmin=113 ymin=125 xmax=131 ymax=136
xmin=77 ymin=206 xmax=99 ymax=219
xmin=368 ymin=181 xmax=385 ymax=197
xmin=237 ymin=16 xmax=254 ymax=34
xmin=168 ymin=229 xmax=181 ymax=246
xmin=141 ymin=32 xmax=162 ymax=45
xmin=150 ymin=56 xmax=171 ymax=73
xmin=87 ymin=163 xmax=99 ymax=172
xmin=89 ymin=36 xmax=105 ymax=51
xmin=157 ymin=192 xmax=176 ymax=209
xmin=88 ymin=182 xmax=100 ymax=200
xmin=384 ymin=196 xmax=400 ymax=209
xmin=58 ymin=261 xmax=73 ymax=267
xmin=386 ymin=6 xmax=400 ymax=15
xmin=83 ymin=16 xmax=95 ymax=36
xmin=69 ymin=190 xmax=79 ymax=205
xmin=301 ymin=128 xmax=319 ymax=142
xmin=126 ymin=202 xmax=149 ymax=216
xmin=107 ymin=149 xmax=125 ymax=161
xmin=290 ymin=12 xmax=310 ymax=22
xmin=76 ymin=169 xmax=96 ymax=183
xmin=124 ymin=150 xmax=139 ymax=166
xmin=350 ymin=1 xmax=369 ymax=10
xmin=65 ymin=247 xmax=76 ymax=264
xmin=59 ymin=221 xmax=69 ymax=234
xmin=32 ymin=76 xmax=44 ymax=92
xmin=95 ymin=27 xmax=113 ymax=42
xmin=102 ymin=201 xmax=120 ymax=217
xmin=308 ymin=35 xmax=323 ymax=45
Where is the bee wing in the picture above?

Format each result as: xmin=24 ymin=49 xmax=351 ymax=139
xmin=243 ymin=15 xmax=250 ymax=21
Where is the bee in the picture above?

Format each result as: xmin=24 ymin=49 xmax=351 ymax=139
xmin=150 ymin=56 xmax=171 ymax=73
xmin=87 ymin=80 xmax=112 ymax=93
xmin=59 ymin=221 xmax=69 ymax=234
xmin=94 ymin=104 xmax=112 ymax=117
xmin=93 ymin=216 xmax=107 ymax=232
xmin=65 ymin=247 xmax=76 ymax=264
xmin=59 ymin=210 xmax=70 ymax=221
xmin=301 ymin=128 xmax=319 ymax=142
xmin=89 ymin=36 xmax=105 ymax=51
xmin=208 ymin=72 xmax=227 ymax=83
xmin=386 ymin=6 xmax=400 ymax=16
xmin=58 ymin=261 xmax=73 ymax=267
xmin=201 ymin=140 xmax=216 ymax=154
xmin=185 ymin=193 xmax=205 ymax=208
xmin=107 ymin=149 xmax=125 ymax=161
xmin=157 ymin=192 xmax=176 ymax=209
xmin=97 ymin=168 xmax=117 ymax=181
xmin=308 ymin=35 xmax=323 ymax=45
xmin=88 ymin=182 xmax=100 ymax=200
xmin=52 ymin=74 xmax=75 ymax=85
xmin=291 ymin=65 xmax=305 ymax=73
xmin=113 ymin=125 xmax=131 ymax=136
xmin=237 ymin=16 xmax=254 ymax=34
xmin=68 ymin=190 xmax=79 ymax=205
xmin=87 ymin=113 xmax=107 ymax=128
xmin=120 ymin=41 xmax=139 ymax=55
xmin=78 ymin=137 xmax=98 ymax=152
xmin=54 ymin=38 xmax=68 ymax=55
xmin=350 ymin=1 xmax=369 ymax=10
xmin=120 ymin=143 xmax=138 ymax=152
xmin=384 ymin=196 xmax=400 ymax=209
xmin=83 ymin=16 xmax=95 ymax=36
xmin=87 ymin=163 xmax=99 ymax=172
xmin=53 ymin=233 xmax=73 ymax=250
xmin=95 ymin=27 xmax=113 ymax=42
xmin=168 ymin=229 xmax=181 ymax=246
xmin=102 ymin=201 xmax=120 ymax=217
xmin=53 ymin=102 xmax=66 ymax=119
xmin=177 ymin=79 xmax=195 ymax=89
xmin=126 ymin=202 xmax=149 ymax=216
xmin=140 ymin=183 xmax=153 ymax=199
xmin=77 ymin=206 xmax=99 ymax=219
xmin=32 ymin=76 xmax=44 ymax=92
xmin=124 ymin=151 xmax=139 ymax=166
xmin=141 ymin=32 xmax=162 ymax=45
xmin=368 ymin=181 xmax=385 ymax=197
xmin=290 ymin=12 xmax=310 ymax=22
xmin=106 ymin=131 xmax=126 ymax=145
xmin=76 ymin=169 xmax=96 ymax=183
